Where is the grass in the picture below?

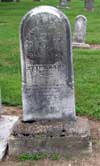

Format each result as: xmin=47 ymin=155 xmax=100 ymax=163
xmin=18 ymin=152 xmax=60 ymax=161
xmin=0 ymin=0 xmax=100 ymax=119
xmin=74 ymin=49 xmax=100 ymax=119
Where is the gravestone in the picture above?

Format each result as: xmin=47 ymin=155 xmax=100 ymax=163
xmin=20 ymin=5 xmax=75 ymax=122
xmin=9 ymin=6 xmax=92 ymax=157
xmin=73 ymin=15 xmax=90 ymax=48
xmin=84 ymin=0 xmax=94 ymax=11
xmin=59 ymin=0 xmax=67 ymax=7
xmin=33 ymin=0 xmax=41 ymax=2
xmin=0 ymin=0 xmax=19 ymax=2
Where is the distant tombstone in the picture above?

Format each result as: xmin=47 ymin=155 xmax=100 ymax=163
xmin=84 ymin=0 xmax=94 ymax=11
xmin=20 ymin=6 xmax=75 ymax=121
xmin=0 ymin=0 xmax=19 ymax=2
xmin=59 ymin=0 xmax=68 ymax=8
xmin=33 ymin=0 xmax=41 ymax=1
xmin=73 ymin=15 xmax=90 ymax=48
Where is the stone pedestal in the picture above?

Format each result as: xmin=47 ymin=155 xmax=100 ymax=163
xmin=72 ymin=42 xmax=90 ymax=49
xmin=8 ymin=117 xmax=92 ymax=157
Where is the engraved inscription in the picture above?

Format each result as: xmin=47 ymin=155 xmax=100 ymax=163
xmin=20 ymin=6 xmax=75 ymax=121
xmin=24 ymin=13 xmax=66 ymax=65
xmin=26 ymin=63 xmax=67 ymax=86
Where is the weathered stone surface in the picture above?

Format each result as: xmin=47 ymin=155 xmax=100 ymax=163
xmin=9 ymin=117 xmax=92 ymax=157
xmin=84 ymin=0 xmax=94 ymax=11
xmin=0 ymin=115 xmax=18 ymax=161
xmin=73 ymin=15 xmax=90 ymax=48
xmin=73 ymin=15 xmax=87 ymax=44
xmin=20 ymin=6 xmax=75 ymax=121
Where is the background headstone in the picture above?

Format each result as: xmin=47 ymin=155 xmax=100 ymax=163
xmin=0 ymin=0 xmax=19 ymax=2
xmin=73 ymin=15 xmax=87 ymax=43
xmin=73 ymin=15 xmax=90 ymax=48
xmin=59 ymin=0 xmax=68 ymax=8
xmin=84 ymin=0 xmax=94 ymax=11
xmin=20 ymin=6 xmax=75 ymax=122
xmin=33 ymin=0 xmax=41 ymax=1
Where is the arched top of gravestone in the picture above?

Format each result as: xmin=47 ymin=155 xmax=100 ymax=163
xmin=20 ymin=6 xmax=70 ymax=26
xmin=75 ymin=15 xmax=87 ymax=22
xmin=20 ymin=6 xmax=71 ymax=42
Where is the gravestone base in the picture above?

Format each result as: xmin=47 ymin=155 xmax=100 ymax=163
xmin=57 ymin=6 xmax=70 ymax=9
xmin=72 ymin=42 xmax=90 ymax=49
xmin=8 ymin=117 xmax=92 ymax=157
xmin=85 ymin=8 xmax=94 ymax=12
xmin=33 ymin=0 xmax=42 ymax=2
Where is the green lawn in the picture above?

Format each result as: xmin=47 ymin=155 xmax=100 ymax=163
xmin=0 ymin=0 xmax=100 ymax=119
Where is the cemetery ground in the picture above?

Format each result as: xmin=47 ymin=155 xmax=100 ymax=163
xmin=1 ymin=106 xmax=100 ymax=166
xmin=0 ymin=0 xmax=100 ymax=165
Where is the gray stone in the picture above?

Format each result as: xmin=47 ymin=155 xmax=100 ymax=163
xmin=20 ymin=6 xmax=75 ymax=122
xmin=9 ymin=117 xmax=92 ymax=157
xmin=73 ymin=15 xmax=90 ymax=48
xmin=59 ymin=0 xmax=68 ymax=8
xmin=84 ymin=0 xmax=94 ymax=11
xmin=0 ymin=115 xmax=18 ymax=160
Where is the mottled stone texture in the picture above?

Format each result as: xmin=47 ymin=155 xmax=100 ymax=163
xmin=9 ymin=117 xmax=92 ymax=157
xmin=20 ymin=6 xmax=75 ymax=121
xmin=84 ymin=0 xmax=94 ymax=11
xmin=73 ymin=15 xmax=87 ymax=44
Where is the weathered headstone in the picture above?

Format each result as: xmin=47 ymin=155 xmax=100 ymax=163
xmin=33 ymin=0 xmax=41 ymax=2
xmin=20 ymin=6 xmax=75 ymax=122
xmin=84 ymin=0 xmax=94 ymax=11
xmin=0 ymin=0 xmax=19 ymax=2
xmin=59 ymin=0 xmax=68 ymax=8
xmin=73 ymin=15 xmax=90 ymax=48
xmin=9 ymin=6 xmax=92 ymax=157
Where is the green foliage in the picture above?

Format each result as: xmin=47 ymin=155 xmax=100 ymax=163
xmin=18 ymin=152 xmax=60 ymax=161
xmin=74 ymin=49 xmax=100 ymax=120
xmin=19 ymin=152 xmax=48 ymax=161
xmin=0 ymin=0 xmax=100 ymax=119
xmin=49 ymin=153 xmax=60 ymax=160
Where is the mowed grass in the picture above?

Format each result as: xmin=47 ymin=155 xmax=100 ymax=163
xmin=0 ymin=0 xmax=100 ymax=119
